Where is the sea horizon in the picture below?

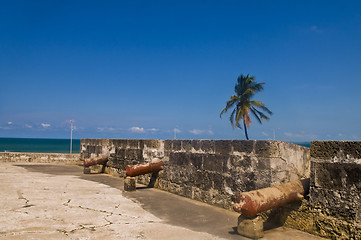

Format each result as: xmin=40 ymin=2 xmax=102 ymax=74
xmin=0 ymin=137 xmax=311 ymax=153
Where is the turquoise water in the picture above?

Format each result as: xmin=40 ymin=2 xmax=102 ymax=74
xmin=0 ymin=138 xmax=310 ymax=153
xmin=0 ymin=138 xmax=80 ymax=153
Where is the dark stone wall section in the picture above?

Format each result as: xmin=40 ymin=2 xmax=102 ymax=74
xmin=310 ymin=141 xmax=361 ymax=238
xmin=81 ymin=139 xmax=309 ymax=209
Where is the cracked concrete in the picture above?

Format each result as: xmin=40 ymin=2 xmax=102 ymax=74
xmin=0 ymin=163 xmax=325 ymax=240
xmin=0 ymin=163 xmax=222 ymax=239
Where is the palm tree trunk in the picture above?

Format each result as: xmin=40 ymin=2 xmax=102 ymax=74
xmin=243 ymin=120 xmax=249 ymax=140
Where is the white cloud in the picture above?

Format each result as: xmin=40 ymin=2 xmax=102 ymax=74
xmin=208 ymin=130 xmax=214 ymax=135
xmin=174 ymin=128 xmax=181 ymax=133
xmin=189 ymin=129 xmax=204 ymax=135
xmin=148 ymin=128 xmax=159 ymax=132
xmin=41 ymin=123 xmax=51 ymax=128
xmin=130 ymin=126 xmax=145 ymax=133
xmin=7 ymin=122 xmax=12 ymax=125
xmin=262 ymin=131 xmax=269 ymax=137
xmin=25 ymin=124 xmax=32 ymax=128
xmin=284 ymin=131 xmax=317 ymax=139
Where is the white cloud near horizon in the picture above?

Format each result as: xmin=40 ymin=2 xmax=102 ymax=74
xmin=129 ymin=126 xmax=145 ymax=133
xmin=7 ymin=122 xmax=12 ymax=125
xmin=189 ymin=129 xmax=214 ymax=135
xmin=25 ymin=124 xmax=32 ymax=128
xmin=284 ymin=131 xmax=317 ymax=139
xmin=41 ymin=123 xmax=51 ymax=128
xmin=174 ymin=128 xmax=181 ymax=133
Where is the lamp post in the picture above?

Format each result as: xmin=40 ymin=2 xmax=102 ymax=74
xmin=70 ymin=120 xmax=74 ymax=154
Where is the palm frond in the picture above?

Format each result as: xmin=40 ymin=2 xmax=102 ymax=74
xmin=250 ymin=108 xmax=262 ymax=124
xmin=220 ymin=97 xmax=237 ymax=117
xmin=230 ymin=108 xmax=236 ymax=128
xmin=251 ymin=107 xmax=270 ymax=121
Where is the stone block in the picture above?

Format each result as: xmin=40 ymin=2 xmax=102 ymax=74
xmin=181 ymin=140 xmax=192 ymax=152
xmin=111 ymin=139 xmax=128 ymax=148
xmin=232 ymin=140 xmax=254 ymax=154
xmin=191 ymin=140 xmax=201 ymax=151
xmin=215 ymin=140 xmax=232 ymax=155
xmin=143 ymin=140 xmax=161 ymax=149
xmin=310 ymin=187 xmax=359 ymax=221
xmin=127 ymin=139 xmax=139 ymax=149
xmin=255 ymin=140 xmax=280 ymax=158
xmin=193 ymin=170 xmax=212 ymax=190
xmin=83 ymin=167 xmax=91 ymax=174
xmin=203 ymin=154 xmax=227 ymax=172
xmin=169 ymin=152 xmax=190 ymax=166
xmin=115 ymin=148 xmax=126 ymax=159
xmin=230 ymin=155 xmax=252 ymax=170
xmin=311 ymin=141 xmax=361 ymax=160
xmin=172 ymin=140 xmax=182 ymax=151
xmin=237 ymin=215 xmax=264 ymax=239
xmin=200 ymin=140 xmax=215 ymax=153
xmin=124 ymin=177 xmax=136 ymax=191
xmin=125 ymin=149 xmax=142 ymax=161
xmin=189 ymin=153 xmax=203 ymax=169
xmin=164 ymin=140 xmax=172 ymax=151
xmin=257 ymin=158 xmax=270 ymax=170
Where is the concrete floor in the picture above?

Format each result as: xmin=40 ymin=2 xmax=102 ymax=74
xmin=0 ymin=163 xmax=325 ymax=240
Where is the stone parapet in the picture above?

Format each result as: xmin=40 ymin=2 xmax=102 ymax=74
xmin=0 ymin=152 xmax=81 ymax=165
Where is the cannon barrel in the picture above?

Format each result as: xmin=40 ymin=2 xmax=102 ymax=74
xmin=84 ymin=155 xmax=109 ymax=167
xmin=233 ymin=178 xmax=310 ymax=217
xmin=126 ymin=161 xmax=164 ymax=177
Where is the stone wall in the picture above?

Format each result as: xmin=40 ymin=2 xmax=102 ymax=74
xmin=80 ymin=139 xmax=310 ymax=209
xmin=309 ymin=141 xmax=361 ymax=239
xmin=0 ymin=152 xmax=81 ymax=165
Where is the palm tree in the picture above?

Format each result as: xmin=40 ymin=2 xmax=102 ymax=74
xmin=220 ymin=74 xmax=272 ymax=140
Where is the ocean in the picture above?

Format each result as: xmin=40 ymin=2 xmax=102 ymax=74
xmin=0 ymin=138 xmax=81 ymax=153
xmin=0 ymin=137 xmax=311 ymax=154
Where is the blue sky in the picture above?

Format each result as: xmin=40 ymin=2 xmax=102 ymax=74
xmin=1 ymin=0 xmax=361 ymax=141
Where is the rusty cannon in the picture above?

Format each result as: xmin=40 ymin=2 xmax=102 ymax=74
xmin=124 ymin=160 xmax=164 ymax=191
xmin=83 ymin=155 xmax=109 ymax=167
xmin=234 ymin=178 xmax=310 ymax=239
xmin=83 ymin=155 xmax=110 ymax=174
xmin=125 ymin=160 xmax=164 ymax=177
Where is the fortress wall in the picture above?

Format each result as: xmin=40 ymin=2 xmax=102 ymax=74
xmin=0 ymin=152 xmax=81 ymax=165
xmin=80 ymin=139 xmax=310 ymax=209
xmin=309 ymin=141 xmax=361 ymax=238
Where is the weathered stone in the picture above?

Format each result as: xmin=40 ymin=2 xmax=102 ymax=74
xmin=191 ymin=140 xmax=201 ymax=151
xmin=203 ymin=154 xmax=224 ymax=172
xmin=111 ymin=139 xmax=128 ymax=148
xmin=169 ymin=152 xmax=190 ymax=166
xmin=189 ymin=153 xmax=203 ymax=169
xmin=215 ymin=140 xmax=232 ymax=155
xmin=164 ymin=140 xmax=172 ymax=151
xmin=237 ymin=215 xmax=264 ymax=239
xmin=143 ymin=140 xmax=161 ymax=149
xmin=181 ymin=140 xmax=193 ymax=152
xmin=311 ymin=141 xmax=361 ymax=160
xmin=257 ymin=158 xmax=270 ymax=170
xmin=83 ymin=167 xmax=91 ymax=174
xmin=172 ymin=140 xmax=182 ymax=151
xmin=127 ymin=139 xmax=139 ymax=149
xmin=230 ymin=155 xmax=252 ymax=169
xmin=124 ymin=176 xmax=136 ymax=191
xmin=232 ymin=140 xmax=254 ymax=154
xmin=200 ymin=140 xmax=214 ymax=153
xmin=125 ymin=149 xmax=142 ymax=161
xmin=255 ymin=140 xmax=280 ymax=158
